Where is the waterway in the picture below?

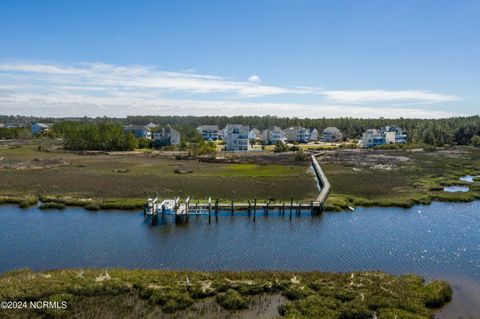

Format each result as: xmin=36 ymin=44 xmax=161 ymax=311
xmin=0 ymin=201 xmax=479 ymax=317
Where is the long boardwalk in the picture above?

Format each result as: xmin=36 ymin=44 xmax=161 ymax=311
xmin=145 ymin=152 xmax=331 ymax=223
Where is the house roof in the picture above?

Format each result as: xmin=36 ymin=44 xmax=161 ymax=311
xmin=198 ymin=125 xmax=219 ymax=130
xmin=323 ymin=127 xmax=341 ymax=134
xmin=145 ymin=123 xmax=158 ymax=128
xmin=34 ymin=123 xmax=52 ymax=128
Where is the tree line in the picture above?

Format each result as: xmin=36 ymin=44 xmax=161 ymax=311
xmin=53 ymin=122 xmax=137 ymax=151
xmin=125 ymin=115 xmax=480 ymax=146
xmin=1 ymin=115 xmax=480 ymax=147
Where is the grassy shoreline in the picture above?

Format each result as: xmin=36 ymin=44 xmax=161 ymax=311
xmin=0 ymin=268 xmax=452 ymax=318
xmin=321 ymin=147 xmax=480 ymax=211
xmin=1 ymin=143 xmax=479 ymax=211
xmin=1 ymin=189 xmax=480 ymax=212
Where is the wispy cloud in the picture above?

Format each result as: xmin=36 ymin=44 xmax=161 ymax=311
xmin=322 ymin=90 xmax=461 ymax=103
xmin=0 ymin=61 xmax=465 ymax=118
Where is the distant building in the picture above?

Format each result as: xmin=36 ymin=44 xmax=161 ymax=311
xmin=123 ymin=125 xmax=151 ymax=139
xmin=153 ymin=125 xmax=181 ymax=148
xmin=0 ymin=123 xmax=4 ymax=128
xmin=248 ymin=128 xmax=261 ymax=141
xmin=225 ymin=124 xmax=250 ymax=151
xmin=197 ymin=125 xmax=220 ymax=141
xmin=260 ymin=126 xmax=285 ymax=145
xmin=309 ymin=128 xmax=319 ymax=141
xmin=284 ymin=126 xmax=310 ymax=143
xmin=31 ymin=123 xmax=52 ymax=135
xmin=218 ymin=128 xmax=225 ymax=140
xmin=383 ymin=126 xmax=407 ymax=144
xmin=321 ymin=127 xmax=343 ymax=142
xmin=145 ymin=123 xmax=158 ymax=130
xmin=361 ymin=126 xmax=407 ymax=147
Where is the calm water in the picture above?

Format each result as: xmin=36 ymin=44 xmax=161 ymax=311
xmin=0 ymin=201 xmax=479 ymax=317
xmin=444 ymin=185 xmax=470 ymax=192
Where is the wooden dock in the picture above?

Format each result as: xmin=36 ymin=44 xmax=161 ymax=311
xmin=144 ymin=152 xmax=331 ymax=224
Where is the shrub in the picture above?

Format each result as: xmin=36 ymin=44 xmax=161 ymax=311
xmin=283 ymin=286 xmax=313 ymax=300
xmin=423 ymin=281 xmax=452 ymax=308
xmin=39 ymin=202 xmax=66 ymax=210
xmin=216 ymin=289 xmax=249 ymax=310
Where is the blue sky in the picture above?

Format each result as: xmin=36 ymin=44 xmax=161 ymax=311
xmin=0 ymin=0 xmax=478 ymax=118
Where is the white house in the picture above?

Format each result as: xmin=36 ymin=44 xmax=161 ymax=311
xmin=260 ymin=126 xmax=285 ymax=145
xmin=197 ymin=125 xmax=220 ymax=141
xmin=31 ymin=123 xmax=52 ymax=135
xmin=225 ymin=124 xmax=250 ymax=151
xmin=284 ymin=126 xmax=310 ymax=143
xmin=321 ymin=127 xmax=343 ymax=142
xmin=361 ymin=126 xmax=407 ymax=147
xmin=153 ymin=125 xmax=181 ymax=148
xmin=383 ymin=126 xmax=408 ymax=144
xmin=309 ymin=128 xmax=319 ymax=141
xmin=248 ymin=128 xmax=261 ymax=141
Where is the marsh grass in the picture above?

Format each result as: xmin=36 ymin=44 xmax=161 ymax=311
xmin=322 ymin=147 xmax=480 ymax=211
xmin=0 ymin=269 xmax=451 ymax=319
xmin=0 ymin=144 xmax=317 ymax=205
xmin=39 ymin=202 xmax=66 ymax=210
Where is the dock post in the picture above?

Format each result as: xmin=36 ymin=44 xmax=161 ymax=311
xmin=231 ymin=200 xmax=234 ymax=216
xmin=282 ymin=202 xmax=285 ymax=216
xmin=247 ymin=200 xmax=251 ymax=216
xmin=265 ymin=201 xmax=269 ymax=216
xmin=215 ymin=199 xmax=219 ymax=222
xmin=208 ymin=197 xmax=211 ymax=223
xmin=253 ymin=198 xmax=256 ymax=222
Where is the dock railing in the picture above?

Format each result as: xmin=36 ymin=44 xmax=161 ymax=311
xmin=310 ymin=153 xmax=331 ymax=207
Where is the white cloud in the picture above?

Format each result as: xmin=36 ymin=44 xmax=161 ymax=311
xmin=248 ymin=75 xmax=261 ymax=83
xmin=0 ymin=61 xmax=465 ymax=118
xmin=323 ymin=90 xmax=461 ymax=103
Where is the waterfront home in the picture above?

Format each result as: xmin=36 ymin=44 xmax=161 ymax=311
xmin=225 ymin=124 xmax=250 ymax=151
xmin=218 ymin=127 xmax=225 ymax=140
xmin=260 ymin=126 xmax=285 ymax=145
xmin=361 ymin=126 xmax=407 ymax=147
xmin=197 ymin=125 xmax=220 ymax=141
xmin=284 ymin=126 xmax=310 ymax=143
xmin=153 ymin=125 xmax=181 ymax=148
xmin=361 ymin=129 xmax=385 ymax=147
xmin=122 ymin=125 xmax=152 ymax=139
xmin=321 ymin=127 xmax=343 ymax=142
xmin=309 ymin=128 xmax=319 ymax=141
xmin=31 ymin=123 xmax=52 ymax=135
xmin=383 ymin=126 xmax=408 ymax=144
xmin=145 ymin=122 xmax=159 ymax=130
xmin=248 ymin=128 xmax=261 ymax=141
